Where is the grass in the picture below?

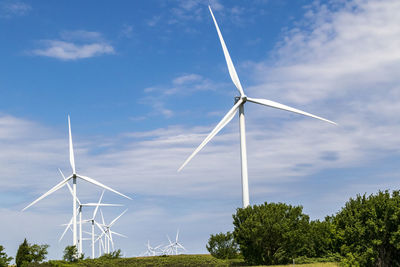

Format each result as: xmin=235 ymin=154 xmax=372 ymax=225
xmin=23 ymin=254 xmax=340 ymax=267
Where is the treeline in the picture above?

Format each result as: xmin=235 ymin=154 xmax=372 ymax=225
xmin=207 ymin=190 xmax=400 ymax=266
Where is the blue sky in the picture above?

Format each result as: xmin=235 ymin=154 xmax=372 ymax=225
xmin=1 ymin=0 xmax=400 ymax=261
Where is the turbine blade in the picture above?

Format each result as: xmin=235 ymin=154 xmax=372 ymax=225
xmin=178 ymin=98 xmax=243 ymax=172
xmin=100 ymin=209 xmax=105 ymax=225
xmin=167 ymin=235 xmax=172 ymax=245
xmin=77 ymin=174 xmax=132 ymax=200
xmin=58 ymin=168 xmax=81 ymax=205
xmin=176 ymin=229 xmax=179 ymax=242
xmin=111 ymin=231 xmax=128 ymax=238
xmin=83 ymin=203 xmax=123 ymax=207
xmin=109 ymin=209 xmax=128 ymax=227
xmin=59 ymin=216 xmax=73 ymax=242
xmin=246 ymin=97 xmax=337 ymax=125
xmin=209 ymin=6 xmax=244 ymax=96
xmin=22 ymin=176 xmax=72 ymax=211
xmin=95 ymin=221 xmax=106 ymax=235
xmin=93 ymin=190 xmax=105 ymax=219
xmin=68 ymin=115 xmax=76 ymax=174
xmin=177 ymin=242 xmax=186 ymax=250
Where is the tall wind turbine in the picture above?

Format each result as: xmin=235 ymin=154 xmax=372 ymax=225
xmin=178 ymin=6 xmax=336 ymax=208
xmin=23 ymin=116 xmax=131 ymax=251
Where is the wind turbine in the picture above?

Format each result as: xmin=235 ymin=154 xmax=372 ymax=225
xmin=23 ymin=116 xmax=131 ymax=253
xmin=163 ymin=230 xmax=186 ymax=255
xmin=143 ymin=241 xmax=162 ymax=256
xmin=178 ymin=6 xmax=336 ymax=208
xmin=59 ymin=187 xmax=123 ymax=258
xmin=96 ymin=209 xmax=128 ymax=253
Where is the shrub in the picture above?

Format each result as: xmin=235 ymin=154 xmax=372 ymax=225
xmin=233 ymin=202 xmax=312 ymax=265
xmin=206 ymin=232 xmax=239 ymax=259
xmin=99 ymin=249 xmax=122 ymax=259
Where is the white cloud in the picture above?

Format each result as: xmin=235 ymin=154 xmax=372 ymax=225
xmin=0 ymin=1 xmax=31 ymax=18
xmin=31 ymin=31 xmax=115 ymax=61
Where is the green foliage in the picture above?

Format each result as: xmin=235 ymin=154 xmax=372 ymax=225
xmin=16 ymin=239 xmax=48 ymax=267
xmin=62 ymin=246 xmax=82 ymax=262
xmin=98 ymin=249 xmax=122 ymax=259
xmin=232 ymin=202 xmax=313 ymax=265
xmin=22 ymin=254 xmax=237 ymax=267
xmin=333 ymin=190 xmax=400 ymax=266
xmin=0 ymin=245 xmax=13 ymax=267
xmin=29 ymin=244 xmax=49 ymax=263
xmin=16 ymin=239 xmax=30 ymax=267
xmin=206 ymin=232 xmax=239 ymax=259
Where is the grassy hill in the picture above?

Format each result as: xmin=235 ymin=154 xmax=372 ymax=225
xmin=22 ymin=254 xmax=340 ymax=267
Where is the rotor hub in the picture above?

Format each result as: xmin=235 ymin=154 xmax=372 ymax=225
xmin=235 ymin=95 xmax=247 ymax=103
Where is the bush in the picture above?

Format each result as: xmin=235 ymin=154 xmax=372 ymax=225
xmin=99 ymin=249 xmax=122 ymax=259
xmin=206 ymin=232 xmax=239 ymax=259
xmin=233 ymin=202 xmax=313 ymax=265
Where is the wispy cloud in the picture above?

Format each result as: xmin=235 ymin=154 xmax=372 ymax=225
xmin=139 ymin=73 xmax=227 ymax=118
xmin=31 ymin=30 xmax=115 ymax=60
xmin=0 ymin=0 xmax=31 ymax=18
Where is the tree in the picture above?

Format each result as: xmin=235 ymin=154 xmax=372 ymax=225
xmin=0 ymin=245 xmax=12 ymax=267
xmin=308 ymin=218 xmax=336 ymax=257
xmin=63 ymin=245 xmax=83 ymax=262
xmin=29 ymin=244 xmax=49 ymax=263
xmin=15 ymin=239 xmax=49 ymax=267
xmin=206 ymin=232 xmax=239 ymax=259
xmin=333 ymin=190 xmax=400 ymax=267
xmin=232 ymin=202 xmax=312 ymax=265
xmin=16 ymin=239 xmax=30 ymax=267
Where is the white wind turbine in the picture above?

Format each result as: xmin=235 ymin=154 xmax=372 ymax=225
xmin=178 ymin=6 xmax=337 ymax=208
xmin=59 ymin=187 xmax=123 ymax=259
xmin=143 ymin=241 xmax=162 ymax=256
xmin=96 ymin=209 xmax=128 ymax=254
xmin=23 ymin=116 xmax=131 ymax=252
xmin=163 ymin=230 xmax=186 ymax=255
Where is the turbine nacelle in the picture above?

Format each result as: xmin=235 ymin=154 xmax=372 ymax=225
xmin=235 ymin=95 xmax=247 ymax=103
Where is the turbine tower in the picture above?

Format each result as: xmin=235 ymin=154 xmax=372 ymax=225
xmin=178 ymin=6 xmax=336 ymax=208
xmin=23 ymin=116 xmax=131 ymax=253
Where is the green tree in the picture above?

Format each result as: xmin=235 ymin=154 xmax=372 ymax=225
xmin=16 ymin=239 xmax=30 ymax=267
xmin=63 ymin=245 xmax=83 ymax=262
xmin=333 ymin=190 xmax=400 ymax=267
xmin=16 ymin=239 xmax=49 ymax=267
xmin=0 ymin=245 xmax=13 ymax=267
xmin=29 ymin=244 xmax=49 ymax=263
xmin=206 ymin=232 xmax=239 ymax=259
xmin=308 ymin=218 xmax=336 ymax=257
xmin=232 ymin=202 xmax=312 ymax=265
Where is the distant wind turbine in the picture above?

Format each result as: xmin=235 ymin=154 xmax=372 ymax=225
xmin=23 ymin=116 xmax=131 ymax=253
xmin=163 ymin=229 xmax=186 ymax=255
xmin=96 ymin=209 xmax=128 ymax=253
xmin=178 ymin=6 xmax=336 ymax=208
